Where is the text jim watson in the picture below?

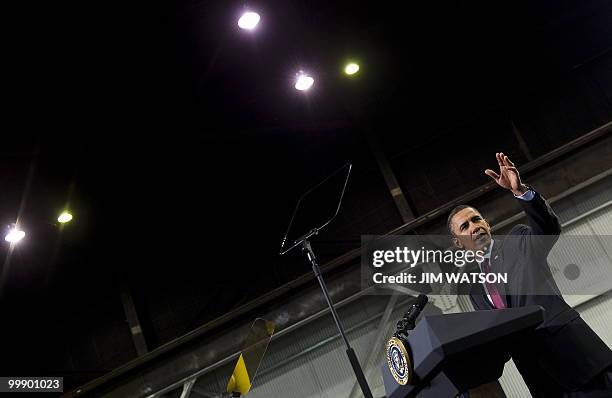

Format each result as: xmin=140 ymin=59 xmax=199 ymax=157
xmin=373 ymin=272 xmax=509 ymax=284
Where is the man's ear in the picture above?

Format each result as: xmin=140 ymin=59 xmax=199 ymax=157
xmin=452 ymin=236 xmax=463 ymax=249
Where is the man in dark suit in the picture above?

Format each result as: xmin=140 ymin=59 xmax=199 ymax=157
xmin=447 ymin=152 xmax=612 ymax=397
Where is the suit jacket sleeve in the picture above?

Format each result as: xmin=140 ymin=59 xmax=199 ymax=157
xmin=515 ymin=187 xmax=562 ymax=259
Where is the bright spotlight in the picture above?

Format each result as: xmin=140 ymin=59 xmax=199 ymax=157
xmin=344 ymin=63 xmax=360 ymax=75
xmin=58 ymin=211 xmax=73 ymax=223
xmin=238 ymin=12 xmax=260 ymax=30
xmin=295 ymin=73 xmax=314 ymax=91
xmin=5 ymin=227 xmax=25 ymax=243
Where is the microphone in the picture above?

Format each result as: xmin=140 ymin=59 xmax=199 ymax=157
xmin=397 ymin=294 xmax=428 ymax=333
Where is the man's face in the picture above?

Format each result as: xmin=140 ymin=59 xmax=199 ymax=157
xmin=450 ymin=207 xmax=492 ymax=252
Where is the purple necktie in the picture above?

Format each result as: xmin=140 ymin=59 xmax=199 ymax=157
xmin=481 ymin=258 xmax=506 ymax=309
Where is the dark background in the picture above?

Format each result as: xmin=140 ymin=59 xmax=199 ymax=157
xmin=0 ymin=0 xmax=611 ymax=391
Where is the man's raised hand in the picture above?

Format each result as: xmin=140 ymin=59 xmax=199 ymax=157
xmin=485 ymin=152 xmax=528 ymax=196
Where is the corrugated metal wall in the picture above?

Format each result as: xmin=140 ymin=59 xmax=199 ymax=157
xmin=240 ymin=294 xmax=452 ymax=398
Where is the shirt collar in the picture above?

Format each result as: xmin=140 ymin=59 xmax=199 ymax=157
xmin=485 ymin=239 xmax=494 ymax=258
xmin=479 ymin=239 xmax=494 ymax=261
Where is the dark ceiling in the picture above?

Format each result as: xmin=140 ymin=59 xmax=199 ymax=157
xmin=0 ymin=0 xmax=610 ymax=392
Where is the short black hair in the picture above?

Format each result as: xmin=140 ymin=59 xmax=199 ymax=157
xmin=447 ymin=205 xmax=477 ymax=235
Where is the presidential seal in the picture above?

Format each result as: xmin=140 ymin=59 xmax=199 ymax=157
xmin=385 ymin=336 xmax=412 ymax=385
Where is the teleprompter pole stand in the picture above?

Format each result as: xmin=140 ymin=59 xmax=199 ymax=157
xmin=302 ymin=237 xmax=373 ymax=398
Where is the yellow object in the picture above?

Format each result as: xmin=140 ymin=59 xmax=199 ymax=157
xmin=226 ymin=318 xmax=276 ymax=396
xmin=226 ymin=354 xmax=251 ymax=395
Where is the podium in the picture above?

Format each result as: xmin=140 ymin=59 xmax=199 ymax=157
xmin=382 ymin=306 xmax=544 ymax=398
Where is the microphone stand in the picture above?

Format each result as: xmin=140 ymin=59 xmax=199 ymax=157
xmin=299 ymin=229 xmax=373 ymax=398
